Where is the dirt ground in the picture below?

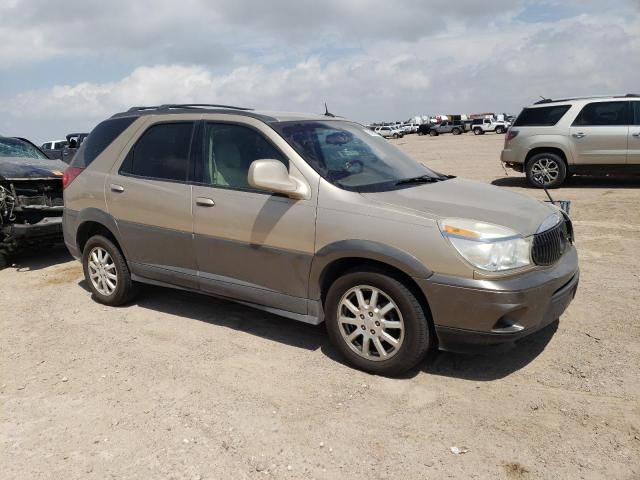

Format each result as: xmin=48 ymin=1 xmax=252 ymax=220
xmin=2 ymin=133 xmax=639 ymax=480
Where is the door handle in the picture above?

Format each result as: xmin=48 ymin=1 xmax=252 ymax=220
xmin=110 ymin=184 xmax=125 ymax=193
xmin=196 ymin=197 xmax=215 ymax=207
xmin=572 ymin=132 xmax=586 ymax=139
xmin=632 ymin=132 xmax=640 ymax=138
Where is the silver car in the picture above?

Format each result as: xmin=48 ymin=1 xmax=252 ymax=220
xmin=502 ymin=94 xmax=640 ymax=187
xmin=63 ymin=104 xmax=579 ymax=375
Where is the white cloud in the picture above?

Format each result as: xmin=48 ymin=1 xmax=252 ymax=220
xmin=1 ymin=1 xmax=638 ymax=141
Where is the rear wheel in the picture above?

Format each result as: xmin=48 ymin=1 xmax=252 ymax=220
xmin=473 ymin=128 xmax=483 ymax=135
xmin=82 ymin=235 xmax=137 ymax=306
xmin=526 ymin=153 xmax=567 ymax=188
xmin=496 ymin=126 xmax=505 ymax=134
xmin=325 ymin=270 xmax=432 ymax=376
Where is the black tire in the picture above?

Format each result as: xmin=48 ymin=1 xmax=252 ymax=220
xmin=452 ymin=128 xmax=461 ymax=135
xmin=82 ymin=235 xmax=137 ymax=306
xmin=496 ymin=126 xmax=505 ymax=134
xmin=393 ymin=133 xmax=399 ymax=139
xmin=325 ymin=269 xmax=432 ymax=376
xmin=429 ymin=130 xmax=438 ymax=137
xmin=525 ymin=153 xmax=567 ymax=189
xmin=473 ymin=128 xmax=482 ymax=135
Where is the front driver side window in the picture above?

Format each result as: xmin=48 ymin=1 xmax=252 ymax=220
xmin=200 ymin=123 xmax=288 ymax=190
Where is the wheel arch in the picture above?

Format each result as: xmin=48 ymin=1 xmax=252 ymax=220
xmin=310 ymin=240 xmax=434 ymax=317
xmin=75 ymin=208 xmax=127 ymax=257
xmin=525 ymin=146 xmax=570 ymax=170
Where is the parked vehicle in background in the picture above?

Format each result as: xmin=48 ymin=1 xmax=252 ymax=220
xmin=502 ymin=94 xmax=640 ymax=188
xmin=451 ymin=120 xmax=468 ymax=133
xmin=402 ymin=123 xmax=420 ymax=134
xmin=375 ymin=126 xmax=404 ymax=139
xmin=63 ymin=103 xmax=578 ymax=375
xmin=61 ymin=133 xmax=89 ymax=163
xmin=472 ymin=118 xmax=510 ymax=135
xmin=41 ymin=140 xmax=68 ymax=159
xmin=428 ymin=121 xmax=464 ymax=136
xmin=416 ymin=123 xmax=432 ymax=136
xmin=0 ymin=136 xmax=66 ymax=267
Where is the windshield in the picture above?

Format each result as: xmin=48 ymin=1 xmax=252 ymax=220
xmin=272 ymin=120 xmax=440 ymax=192
xmin=0 ymin=137 xmax=48 ymax=160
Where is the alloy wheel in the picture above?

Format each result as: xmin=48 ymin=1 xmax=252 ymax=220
xmin=531 ymin=157 xmax=560 ymax=186
xmin=337 ymin=285 xmax=405 ymax=361
xmin=88 ymin=246 xmax=118 ymax=296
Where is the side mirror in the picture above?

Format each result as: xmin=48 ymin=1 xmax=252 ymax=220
xmin=248 ymin=159 xmax=306 ymax=199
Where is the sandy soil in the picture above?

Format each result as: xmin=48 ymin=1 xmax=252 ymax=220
xmin=1 ymin=133 xmax=639 ymax=480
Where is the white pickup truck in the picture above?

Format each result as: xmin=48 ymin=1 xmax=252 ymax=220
xmin=471 ymin=118 xmax=511 ymax=135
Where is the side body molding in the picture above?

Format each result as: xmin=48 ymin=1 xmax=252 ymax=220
xmin=308 ymin=240 xmax=434 ymax=300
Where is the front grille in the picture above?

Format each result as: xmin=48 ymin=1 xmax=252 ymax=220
xmin=532 ymin=219 xmax=572 ymax=266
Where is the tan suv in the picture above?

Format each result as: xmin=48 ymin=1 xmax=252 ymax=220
xmin=63 ymin=104 xmax=579 ymax=375
xmin=502 ymin=94 xmax=640 ymax=188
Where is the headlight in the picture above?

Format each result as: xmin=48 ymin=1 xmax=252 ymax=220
xmin=438 ymin=218 xmax=531 ymax=272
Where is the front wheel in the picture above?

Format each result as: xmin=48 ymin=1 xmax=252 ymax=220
xmin=325 ymin=270 xmax=432 ymax=376
xmin=526 ymin=153 xmax=567 ymax=189
xmin=452 ymin=128 xmax=461 ymax=135
xmin=82 ymin=235 xmax=137 ymax=306
xmin=429 ymin=130 xmax=438 ymax=137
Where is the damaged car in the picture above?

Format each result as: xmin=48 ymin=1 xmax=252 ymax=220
xmin=0 ymin=136 xmax=66 ymax=268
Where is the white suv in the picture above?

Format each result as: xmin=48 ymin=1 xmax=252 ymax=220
xmin=502 ymin=94 xmax=640 ymax=188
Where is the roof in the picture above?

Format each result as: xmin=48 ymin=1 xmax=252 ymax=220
xmin=109 ymin=104 xmax=343 ymax=123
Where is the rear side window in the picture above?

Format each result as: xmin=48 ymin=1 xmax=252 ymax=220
xmin=70 ymin=117 xmax=136 ymax=168
xmin=633 ymin=102 xmax=640 ymax=125
xmin=572 ymin=101 xmax=629 ymax=126
xmin=514 ymin=105 xmax=571 ymax=126
xmin=120 ymin=122 xmax=194 ymax=182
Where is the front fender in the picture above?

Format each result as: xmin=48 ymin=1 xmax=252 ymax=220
xmin=308 ymin=240 xmax=433 ymax=300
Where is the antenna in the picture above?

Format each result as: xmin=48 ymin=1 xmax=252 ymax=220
xmin=324 ymin=103 xmax=336 ymax=118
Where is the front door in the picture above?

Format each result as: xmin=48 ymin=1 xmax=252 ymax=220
xmin=191 ymin=120 xmax=317 ymax=315
xmin=629 ymin=101 xmax=640 ymax=165
xmin=569 ymin=101 xmax=629 ymax=165
xmin=107 ymin=120 xmax=199 ymax=288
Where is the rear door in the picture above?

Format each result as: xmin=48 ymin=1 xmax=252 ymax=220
xmin=107 ymin=118 xmax=199 ymax=288
xmin=629 ymin=101 xmax=640 ymax=165
xmin=569 ymin=101 xmax=629 ymax=165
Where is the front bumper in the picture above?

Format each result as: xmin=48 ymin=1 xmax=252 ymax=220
xmin=2 ymin=216 xmax=63 ymax=240
xmin=417 ymin=246 xmax=579 ymax=352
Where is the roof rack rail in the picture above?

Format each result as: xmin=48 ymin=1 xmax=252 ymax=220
xmin=534 ymin=94 xmax=640 ymax=105
xmin=127 ymin=104 xmax=253 ymax=113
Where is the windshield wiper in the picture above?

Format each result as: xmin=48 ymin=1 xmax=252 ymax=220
xmin=395 ymin=175 xmax=444 ymax=186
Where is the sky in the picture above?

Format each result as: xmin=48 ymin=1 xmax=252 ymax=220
xmin=0 ymin=0 xmax=638 ymax=143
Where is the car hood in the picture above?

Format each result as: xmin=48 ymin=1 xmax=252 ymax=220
xmin=0 ymin=156 xmax=67 ymax=180
xmin=361 ymin=178 xmax=556 ymax=236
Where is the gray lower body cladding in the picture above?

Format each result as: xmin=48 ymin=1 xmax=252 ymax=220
xmin=417 ymin=247 xmax=579 ymax=351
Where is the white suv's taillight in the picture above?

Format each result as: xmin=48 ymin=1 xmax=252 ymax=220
xmin=504 ymin=129 xmax=519 ymax=147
